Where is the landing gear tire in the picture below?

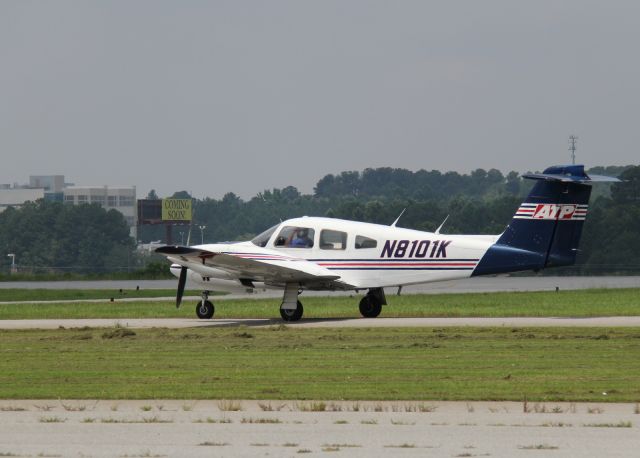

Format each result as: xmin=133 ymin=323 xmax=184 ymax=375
xmin=196 ymin=300 xmax=215 ymax=319
xmin=280 ymin=300 xmax=304 ymax=322
xmin=359 ymin=295 xmax=382 ymax=318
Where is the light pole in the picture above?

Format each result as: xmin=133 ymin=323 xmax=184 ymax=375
xmin=7 ymin=254 xmax=16 ymax=274
xmin=179 ymin=231 xmax=185 ymax=246
xmin=198 ymin=225 xmax=207 ymax=244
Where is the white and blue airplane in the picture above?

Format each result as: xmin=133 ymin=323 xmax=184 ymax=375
xmin=156 ymin=165 xmax=618 ymax=321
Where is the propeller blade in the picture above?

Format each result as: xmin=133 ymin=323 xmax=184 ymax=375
xmin=176 ymin=266 xmax=187 ymax=308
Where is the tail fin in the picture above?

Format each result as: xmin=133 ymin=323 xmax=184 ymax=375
xmin=473 ymin=165 xmax=619 ymax=276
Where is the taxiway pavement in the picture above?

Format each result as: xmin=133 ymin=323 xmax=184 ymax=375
xmin=2 ymin=316 xmax=640 ymax=330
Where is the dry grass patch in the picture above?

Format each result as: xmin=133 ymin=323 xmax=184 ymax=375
xmin=61 ymin=402 xmax=87 ymax=412
xmin=99 ymin=417 xmax=173 ymax=424
xmin=39 ymin=416 xmax=66 ymax=423
xmin=258 ymin=401 xmax=286 ymax=411
xmin=295 ymin=401 xmax=327 ymax=412
xmin=34 ymin=404 xmax=55 ymax=412
xmin=217 ymin=400 xmax=242 ymax=411
xmin=518 ymin=444 xmax=559 ymax=450
xmin=583 ymin=421 xmax=632 ymax=428
xmin=0 ymin=406 xmax=27 ymax=412
xmin=391 ymin=419 xmax=415 ymax=425
xmin=241 ymin=417 xmax=282 ymax=424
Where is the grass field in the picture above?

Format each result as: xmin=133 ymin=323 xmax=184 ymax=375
xmin=0 ymin=288 xmax=208 ymax=302
xmin=1 ymin=288 xmax=639 ymax=320
xmin=0 ymin=326 xmax=639 ymax=401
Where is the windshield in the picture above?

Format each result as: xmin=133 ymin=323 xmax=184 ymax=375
xmin=251 ymin=224 xmax=279 ymax=247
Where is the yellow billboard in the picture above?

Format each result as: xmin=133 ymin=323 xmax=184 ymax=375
xmin=162 ymin=199 xmax=192 ymax=221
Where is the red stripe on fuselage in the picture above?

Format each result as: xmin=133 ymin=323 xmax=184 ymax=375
xmin=317 ymin=262 xmax=477 ymax=267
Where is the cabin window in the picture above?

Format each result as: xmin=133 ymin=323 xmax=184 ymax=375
xmin=274 ymin=226 xmax=315 ymax=248
xmin=251 ymin=224 xmax=279 ymax=247
xmin=320 ymin=229 xmax=347 ymax=250
xmin=355 ymin=235 xmax=377 ymax=249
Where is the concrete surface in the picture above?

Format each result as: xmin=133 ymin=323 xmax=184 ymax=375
xmin=2 ymin=316 xmax=640 ymax=330
xmin=0 ymin=400 xmax=637 ymax=457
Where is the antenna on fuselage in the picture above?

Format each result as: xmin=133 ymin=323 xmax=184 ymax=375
xmin=434 ymin=215 xmax=449 ymax=235
xmin=390 ymin=208 xmax=406 ymax=227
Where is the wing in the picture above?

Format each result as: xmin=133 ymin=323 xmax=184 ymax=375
xmin=155 ymin=245 xmax=345 ymax=287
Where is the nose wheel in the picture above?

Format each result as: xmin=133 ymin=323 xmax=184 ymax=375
xmin=196 ymin=291 xmax=215 ymax=319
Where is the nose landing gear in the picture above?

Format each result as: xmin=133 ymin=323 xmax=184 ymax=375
xmin=196 ymin=291 xmax=215 ymax=319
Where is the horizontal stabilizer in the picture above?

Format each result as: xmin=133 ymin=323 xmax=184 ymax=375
xmin=522 ymin=165 xmax=620 ymax=183
xmin=582 ymin=174 xmax=622 ymax=183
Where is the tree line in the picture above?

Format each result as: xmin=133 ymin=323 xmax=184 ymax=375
xmin=2 ymin=165 xmax=638 ymax=275
xmin=0 ymin=201 xmax=134 ymax=274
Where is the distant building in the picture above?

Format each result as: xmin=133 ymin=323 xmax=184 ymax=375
xmin=29 ymin=175 xmax=70 ymax=202
xmin=63 ymin=185 xmax=137 ymax=236
xmin=0 ymin=188 xmax=45 ymax=212
xmin=29 ymin=175 xmax=65 ymax=193
xmin=2 ymin=175 xmax=138 ymax=237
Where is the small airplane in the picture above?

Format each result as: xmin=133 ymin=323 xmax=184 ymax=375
xmin=156 ymin=164 xmax=618 ymax=321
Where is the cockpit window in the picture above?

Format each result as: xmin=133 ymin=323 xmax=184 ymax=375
xmin=251 ymin=224 xmax=279 ymax=247
xmin=355 ymin=235 xmax=377 ymax=249
xmin=320 ymin=229 xmax=347 ymax=250
xmin=274 ymin=226 xmax=315 ymax=248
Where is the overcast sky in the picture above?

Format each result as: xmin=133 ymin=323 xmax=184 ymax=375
xmin=1 ymin=1 xmax=639 ymax=199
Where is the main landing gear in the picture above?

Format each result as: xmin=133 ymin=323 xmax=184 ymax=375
xmin=280 ymin=283 xmax=304 ymax=322
xmin=276 ymin=285 xmax=388 ymax=322
xmin=280 ymin=300 xmax=304 ymax=321
xmin=359 ymin=288 xmax=386 ymax=318
xmin=196 ymin=291 xmax=215 ymax=319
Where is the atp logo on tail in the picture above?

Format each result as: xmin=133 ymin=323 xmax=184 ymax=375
xmin=514 ymin=203 xmax=588 ymax=221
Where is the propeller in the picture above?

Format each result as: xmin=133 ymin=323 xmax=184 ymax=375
xmin=176 ymin=266 xmax=187 ymax=308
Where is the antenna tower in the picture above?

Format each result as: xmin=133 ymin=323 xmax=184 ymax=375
xmin=568 ymin=135 xmax=578 ymax=165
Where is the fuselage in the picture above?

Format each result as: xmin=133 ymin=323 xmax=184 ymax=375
xmin=171 ymin=216 xmax=498 ymax=292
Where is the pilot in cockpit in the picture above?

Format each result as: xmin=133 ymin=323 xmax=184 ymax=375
xmin=290 ymin=228 xmax=313 ymax=248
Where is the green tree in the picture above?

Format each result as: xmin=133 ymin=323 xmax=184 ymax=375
xmin=611 ymin=166 xmax=640 ymax=204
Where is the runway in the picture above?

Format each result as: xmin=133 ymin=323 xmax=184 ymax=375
xmin=0 ymin=275 xmax=638 ymax=295
xmin=2 ymin=316 xmax=640 ymax=330
xmin=0 ymin=400 xmax=637 ymax=457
